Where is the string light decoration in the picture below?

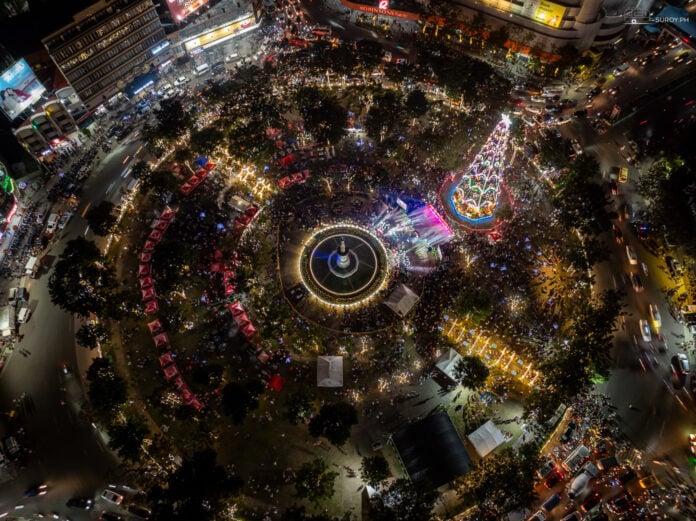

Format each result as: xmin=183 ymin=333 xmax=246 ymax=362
xmin=450 ymin=114 xmax=512 ymax=223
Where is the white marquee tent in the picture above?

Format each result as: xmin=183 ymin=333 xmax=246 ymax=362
xmin=317 ymin=356 xmax=343 ymax=387
xmin=467 ymin=420 xmax=505 ymax=458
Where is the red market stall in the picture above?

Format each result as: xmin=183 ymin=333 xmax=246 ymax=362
xmin=227 ymin=301 xmax=245 ymax=316
xmin=138 ymin=264 xmax=151 ymax=276
xmin=179 ymin=183 xmax=193 ymax=196
xmin=145 ymin=300 xmax=159 ymax=315
xmin=141 ymin=287 xmax=156 ymax=302
xmin=147 ymin=319 xmax=163 ymax=335
xmin=159 ymin=351 xmax=175 ymax=368
xmin=149 ymin=229 xmax=164 ymax=242
xmin=160 ymin=209 xmax=175 ymax=221
xmin=241 ymin=323 xmax=258 ymax=338
xmin=140 ymin=252 xmax=152 ymax=263
xmin=143 ymin=241 xmax=156 ymax=253
xmin=139 ymin=276 xmax=153 ymax=289
xmin=268 ymin=374 xmax=286 ymax=392
xmin=153 ymin=332 xmax=170 ymax=348
xmin=163 ymin=364 xmax=180 ymax=381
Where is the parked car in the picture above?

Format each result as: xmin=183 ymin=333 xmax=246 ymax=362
xmin=66 ymin=497 xmax=94 ymax=509
xmin=671 ymin=354 xmax=690 ymax=385
xmin=101 ymin=489 xmax=124 ymax=505
xmin=545 ymin=469 xmax=564 ymax=489
xmin=609 ymin=179 xmax=618 ymax=195
xmin=631 ymin=273 xmax=644 ymax=292
xmin=613 ymin=224 xmax=624 ymax=244
xmin=608 ymin=492 xmax=632 ymax=513
xmin=537 ymin=459 xmax=557 ymax=480
xmin=581 ymin=491 xmax=602 ymax=512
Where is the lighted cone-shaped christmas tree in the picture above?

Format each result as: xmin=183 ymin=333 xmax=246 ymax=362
xmin=450 ymin=115 xmax=511 ymax=223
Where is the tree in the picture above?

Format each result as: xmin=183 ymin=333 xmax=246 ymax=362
xmin=221 ymin=379 xmax=265 ymax=424
xmin=453 ymin=355 xmax=490 ymax=390
xmin=360 ymin=455 xmax=390 ymax=488
xmin=369 ymin=478 xmax=438 ymax=521
xmin=49 ymin=237 xmax=115 ymax=317
xmin=452 ymin=286 xmax=493 ymax=323
xmin=86 ymin=358 xmax=127 ymax=415
xmin=151 ymin=98 xmax=194 ymax=143
xmin=75 ymin=322 xmax=111 ymax=349
xmin=405 ymin=89 xmax=429 ymax=118
xmin=190 ymin=126 xmax=225 ymax=156
xmin=283 ymin=506 xmax=353 ymax=521
xmin=537 ymin=131 xmax=571 ymax=170
xmin=108 ymin=412 xmax=149 ymax=462
xmin=149 ymin=449 xmax=243 ymax=521
xmin=85 ymin=200 xmax=117 ymax=236
xmin=295 ymin=87 xmax=347 ymax=145
xmin=456 ymin=445 xmax=539 ymax=515
xmin=308 ymin=402 xmax=358 ymax=446
xmin=365 ymin=90 xmax=404 ymax=141
xmin=283 ymin=386 xmax=316 ymax=425
xmin=294 ymin=458 xmax=339 ymax=505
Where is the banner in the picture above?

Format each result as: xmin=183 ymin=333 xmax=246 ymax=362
xmin=0 ymin=59 xmax=46 ymax=121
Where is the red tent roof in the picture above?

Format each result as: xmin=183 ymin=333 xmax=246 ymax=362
xmin=147 ymin=319 xmax=163 ymax=335
xmin=140 ymin=252 xmax=152 ymax=263
xmin=143 ymin=241 xmax=156 ymax=252
xmin=190 ymin=398 xmax=204 ymax=410
xmin=179 ymin=183 xmax=193 ymax=196
xmin=149 ymin=229 xmax=163 ymax=242
xmin=139 ymin=277 xmax=153 ymax=289
xmin=145 ymin=300 xmax=159 ymax=315
xmin=153 ymin=332 xmax=170 ymax=348
xmin=142 ymin=287 xmax=156 ymax=301
xmin=241 ymin=323 xmax=258 ymax=338
xmin=160 ymin=209 xmax=175 ymax=221
xmin=268 ymin=374 xmax=286 ymax=392
xmin=163 ymin=364 xmax=179 ymax=380
xmin=138 ymin=264 xmax=151 ymax=276
xmin=159 ymin=351 xmax=175 ymax=367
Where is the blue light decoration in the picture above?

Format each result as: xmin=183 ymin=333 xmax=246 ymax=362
xmin=449 ymin=115 xmax=511 ymax=224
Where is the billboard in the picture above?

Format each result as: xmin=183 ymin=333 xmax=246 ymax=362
xmin=167 ymin=0 xmax=209 ymax=22
xmin=533 ymin=0 xmax=566 ymax=28
xmin=0 ymin=59 xmax=46 ymax=121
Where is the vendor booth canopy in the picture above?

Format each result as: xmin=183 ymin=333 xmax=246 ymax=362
xmin=435 ymin=349 xmax=463 ymax=382
xmin=467 ymin=420 xmax=505 ymax=458
xmin=384 ymin=284 xmax=419 ymax=318
xmin=159 ymin=351 xmax=175 ymax=367
xmin=317 ymin=356 xmax=343 ymax=387
xmin=145 ymin=300 xmax=159 ymax=315
xmin=268 ymin=374 xmax=286 ymax=392
xmin=163 ymin=363 xmax=180 ymax=380
xmin=153 ymin=332 xmax=170 ymax=348
xmin=147 ymin=319 xmax=163 ymax=335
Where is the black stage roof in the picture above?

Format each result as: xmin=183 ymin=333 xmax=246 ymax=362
xmin=392 ymin=411 xmax=472 ymax=488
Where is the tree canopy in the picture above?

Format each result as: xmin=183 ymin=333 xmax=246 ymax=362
xmin=295 ymin=87 xmax=347 ymax=145
xmin=85 ymin=200 xmax=117 ymax=236
xmin=86 ymin=357 xmax=127 ymax=415
xmin=360 ymin=455 xmax=390 ymax=488
xmin=453 ymin=355 xmax=490 ymax=390
xmin=308 ymin=402 xmax=358 ymax=446
xmin=108 ymin=412 xmax=149 ymax=462
xmin=221 ymin=379 xmax=265 ymax=424
xmin=75 ymin=322 xmax=111 ymax=350
xmin=369 ymin=478 xmax=438 ymax=521
xmin=294 ymin=458 xmax=339 ymax=505
xmin=48 ymin=237 xmax=115 ymax=317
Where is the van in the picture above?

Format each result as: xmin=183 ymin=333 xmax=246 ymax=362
xmin=541 ymin=493 xmax=561 ymax=513
xmin=613 ymin=63 xmax=630 ymax=76
xmin=45 ymin=213 xmax=60 ymax=236
xmin=35 ymin=203 xmax=50 ymax=224
xmin=568 ymin=471 xmax=593 ymax=499
xmin=543 ymin=84 xmax=564 ymax=96
xmin=562 ymin=444 xmax=590 ymax=473
xmin=193 ymin=63 xmax=210 ymax=76
xmin=17 ymin=307 xmax=31 ymax=324
xmin=25 ymin=256 xmax=40 ymax=278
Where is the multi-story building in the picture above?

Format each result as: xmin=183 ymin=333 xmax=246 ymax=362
xmin=14 ymin=99 xmax=78 ymax=156
xmin=41 ymin=0 xmax=165 ymax=111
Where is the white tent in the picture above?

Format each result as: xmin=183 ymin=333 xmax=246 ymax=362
xmin=317 ymin=356 xmax=343 ymax=387
xmin=383 ymin=284 xmax=419 ymax=318
xmin=435 ymin=348 xmax=463 ymax=382
xmin=468 ymin=420 xmax=505 ymax=458
xmin=0 ymin=305 xmax=16 ymax=337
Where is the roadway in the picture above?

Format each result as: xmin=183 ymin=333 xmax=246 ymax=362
xmin=0 ymin=135 xmax=143 ymax=519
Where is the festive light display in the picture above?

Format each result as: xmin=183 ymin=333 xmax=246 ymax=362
xmin=450 ymin=114 xmax=512 ymax=223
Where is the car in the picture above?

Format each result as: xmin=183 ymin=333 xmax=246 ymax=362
xmin=674 ymin=51 xmax=690 ymax=64
xmin=66 ymin=497 xmax=94 ymax=509
xmin=573 ymin=109 xmax=588 ymax=118
xmin=45 ymin=213 xmax=60 ymax=236
xmin=537 ymin=459 xmax=557 ymax=480
xmin=100 ymin=513 xmax=124 ymax=521
xmin=613 ymin=63 xmax=630 ymax=76
xmin=626 ymin=245 xmax=638 ymax=265
xmin=528 ymin=510 xmax=546 ymax=521
xmin=560 ymin=98 xmax=577 ymax=108
xmin=587 ymin=86 xmax=602 ymax=99
xmin=541 ymin=493 xmax=562 ymax=512
xmin=631 ymin=273 xmax=644 ymax=292
xmin=561 ymin=422 xmax=576 ymax=443
xmin=58 ymin=212 xmax=73 ymax=230
xmin=545 ymin=469 xmax=564 ymax=488
xmin=127 ymin=505 xmax=152 ymax=519
xmin=671 ymin=354 xmax=690 ymax=384
xmin=24 ymin=483 xmax=48 ymax=497
xmin=609 ymin=179 xmax=618 ymax=195
xmin=581 ymin=491 xmax=602 ymax=512
xmin=617 ymin=167 xmax=629 ymax=183
xmin=174 ymin=76 xmax=188 ymax=87
xmin=562 ymin=513 xmax=582 ymax=521
xmin=649 ymin=305 xmax=662 ymax=329
xmin=639 ymin=320 xmax=651 ymax=342
xmin=613 ymin=224 xmax=624 ymax=244
xmin=101 ymin=489 xmax=124 ymax=505
xmin=607 ymin=86 xmax=619 ymax=96
xmin=639 ymin=474 xmax=661 ymax=489
xmin=609 ymin=492 xmax=632 ymax=513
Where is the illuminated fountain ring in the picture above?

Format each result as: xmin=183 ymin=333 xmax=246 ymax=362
xmin=299 ymin=224 xmax=389 ymax=307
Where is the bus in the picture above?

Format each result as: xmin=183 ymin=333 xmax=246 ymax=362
xmin=312 ymin=25 xmax=332 ymax=37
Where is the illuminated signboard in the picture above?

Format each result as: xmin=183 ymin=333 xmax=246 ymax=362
xmin=183 ymin=17 xmax=257 ymax=52
xmin=167 ymin=0 xmax=209 ymax=22
xmin=378 ymin=0 xmax=389 ymax=9
xmin=0 ymin=59 xmax=46 ymax=121
xmin=534 ymin=0 xmax=565 ymax=28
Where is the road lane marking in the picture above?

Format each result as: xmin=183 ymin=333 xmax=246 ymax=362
xmin=84 ymin=226 xmax=90 ymax=236
xmin=105 ymin=181 xmax=116 ymax=194
xmin=81 ymin=202 xmax=91 ymax=218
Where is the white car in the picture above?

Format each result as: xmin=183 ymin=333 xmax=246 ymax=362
xmin=174 ymin=76 xmax=188 ymax=87
xmin=58 ymin=212 xmax=73 ymax=230
xmin=649 ymin=304 xmax=662 ymax=329
xmin=101 ymin=489 xmax=124 ymax=505
xmin=639 ymin=320 xmax=651 ymax=342
xmin=626 ymin=245 xmax=638 ymax=265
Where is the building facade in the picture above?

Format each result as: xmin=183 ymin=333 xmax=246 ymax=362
xmin=41 ymin=0 xmax=165 ymax=110
xmin=14 ymin=99 xmax=78 ymax=156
